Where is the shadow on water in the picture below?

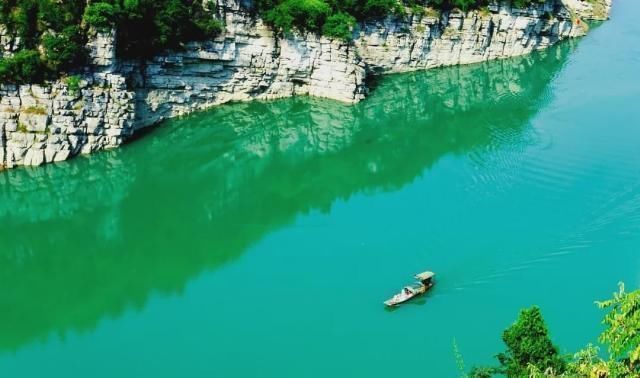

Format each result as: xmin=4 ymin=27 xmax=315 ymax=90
xmin=0 ymin=41 xmax=576 ymax=352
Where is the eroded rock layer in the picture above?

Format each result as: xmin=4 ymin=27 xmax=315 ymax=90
xmin=0 ymin=0 xmax=612 ymax=168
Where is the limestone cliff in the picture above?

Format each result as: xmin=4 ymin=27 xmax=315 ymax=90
xmin=0 ymin=0 xmax=612 ymax=169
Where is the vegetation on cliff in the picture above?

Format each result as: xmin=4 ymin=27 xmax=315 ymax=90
xmin=468 ymin=283 xmax=640 ymax=377
xmin=0 ymin=0 xmax=222 ymax=83
xmin=255 ymin=0 xmax=547 ymax=39
xmin=0 ymin=0 xmax=548 ymax=84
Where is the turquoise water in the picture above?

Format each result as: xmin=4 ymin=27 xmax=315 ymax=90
xmin=1 ymin=2 xmax=640 ymax=376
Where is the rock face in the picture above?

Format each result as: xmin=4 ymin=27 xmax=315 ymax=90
xmin=563 ymin=0 xmax=612 ymax=20
xmin=355 ymin=2 xmax=582 ymax=73
xmin=0 ymin=0 xmax=612 ymax=169
xmin=0 ymin=75 xmax=135 ymax=168
xmin=125 ymin=17 xmax=367 ymax=127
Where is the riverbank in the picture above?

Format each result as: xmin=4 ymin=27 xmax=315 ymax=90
xmin=0 ymin=2 xmax=638 ymax=373
xmin=0 ymin=0 xmax=611 ymax=169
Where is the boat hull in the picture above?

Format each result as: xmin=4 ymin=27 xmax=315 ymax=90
xmin=384 ymin=283 xmax=432 ymax=307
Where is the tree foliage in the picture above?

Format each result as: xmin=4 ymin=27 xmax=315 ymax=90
xmin=254 ymin=0 xmax=548 ymax=39
xmin=84 ymin=0 xmax=224 ymax=58
xmin=471 ymin=284 xmax=640 ymax=378
xmin=254 ymin=0 xmax=404 ymax=37
xmin=322 ymin=12 xmax=357 ymax=40
xmin=0 ymin=49 xmax=45 ymax=83
xmin=597 ymin=283 xmax=640 ymax=365
xmin=497 ymin=306 xmax=567 ymax=377
xmin=0 ymin=0 xmax=223 ymax=83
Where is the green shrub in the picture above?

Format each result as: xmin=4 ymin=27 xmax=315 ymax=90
xmin=322 ymin=12 xmax=356 ymax=40
xmin=362 ymin=0 xmax=400 ymax=18
xmin=410 ymin=4 xmax=426 ymax=18
xmin=497 ymin=307 xmax=567 ymax=376
xmin=38 ymin=0 xmax=86 ymax=31
xmin=114 ymin=0 xmax=225 ymax=58
xmin=195 ymin=18 xmax=224 ymax=38
xmin=41 ymin=26 xmax=86 ymax=72
xmin=264 ymin=0 xmax=331 ymax=34
xmin=0 ymin=50 xmax=45 ymax=83
xmin=511 ymin=0 xmax=546 ymax=8
xmin=255 ymin=0 xmax=403 ymax=38
xmin=83 ymin=2 xmax=118 ymax=31
xmin=64 ymin=75 xmax=82 ymax=95
xmin=469 ymin=306 xmax=567 ymax=377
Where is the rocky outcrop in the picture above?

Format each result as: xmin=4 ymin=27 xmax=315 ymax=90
xmin=563 ymin=0 xmax=612 ymax=20
xmin=125 ymin=19 xmax=367 ymax=127
xmin=355 ymin=2 xmax=583 ymax=73
xmin=0 ymin=0 xmax=612 ymax=169
xmin=0 ymin=74 xmax=135 ymax=168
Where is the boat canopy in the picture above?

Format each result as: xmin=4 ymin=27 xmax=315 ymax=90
xmin=415 ymin=271 xmax=435 ymax=281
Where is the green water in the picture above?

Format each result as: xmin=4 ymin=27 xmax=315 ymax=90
xmin=1 ymin=2 xmax=640 ymax=376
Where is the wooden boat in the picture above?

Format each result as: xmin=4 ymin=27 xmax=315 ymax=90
xmin=384 ymin=271 xmax=435 ymax=307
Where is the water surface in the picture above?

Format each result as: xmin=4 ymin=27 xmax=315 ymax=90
xmin=1 ymin=2 xmax=640 ymax=376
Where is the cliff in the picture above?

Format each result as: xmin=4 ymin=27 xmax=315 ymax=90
xmin=0 ymin=0 xmax=612 ymax=169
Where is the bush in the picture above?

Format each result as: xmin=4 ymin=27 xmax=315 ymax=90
xmin=469 ymin=306 xmax=567 ymax=377
xmin=264 ymin=0 xmax=331 ymax=34
xmin=362 ymin=0 xmax=400 ymax=19
xmin=511 ymin=0 xmax=546 ymax=8
xmin=195 ymin=18 xmax=224 ymax=38
xmin=83 ymin=2 xmax=119 ymax=31
xmin=114 ymin=0 xmax=225 ymax=58
xmin=256 ymin=0 xmax=402 ymax=38
xmin=472 ymin=284 xmax=640 ymax=377
xmin=65 ymin=75 xmax=82 ymax=95
xmin=322 ymin=12 xmax=356 ymax=40
xmin=0 ymin=50 xmax=45 ymax=83
xmin=497 ymin=307 xmax=567 ymax=376
xmin=41 ymin=26 xmax=86 ymax=72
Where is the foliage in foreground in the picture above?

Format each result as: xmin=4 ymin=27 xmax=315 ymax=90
xmin=468 ymin=283 xmax=640 ymax=377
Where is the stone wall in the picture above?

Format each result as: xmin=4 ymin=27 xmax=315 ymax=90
xmin=0 ymin=0 xmax=612 ymax=169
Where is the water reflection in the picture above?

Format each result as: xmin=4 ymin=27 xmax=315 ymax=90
xmin=0 ymin=42 xmax=574 ymax=351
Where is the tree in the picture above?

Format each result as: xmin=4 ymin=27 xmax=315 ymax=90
xmin=0 ymin=49 xmax=45 ymax=83
xmin=560 ymin=284 xmax=640 ymax=377
xmin=322 ymin=12 xmax=356 ymax=40
xmin=471 ymin=284 xmax=640 ymax=377
xmin=470 ymin=306 xmax=566 ymax=377
xmin=497 ymin=306 xmax=567 ymax=376
xmin=83 ymin=2 xmax=119 ymax=31
xmin=264 ymin=0 xmax=331 ymax=34
xmin=598 ymin=283 xmax=640 ymax=365
xmin=41 ymin=26 xmax=86 ymax=72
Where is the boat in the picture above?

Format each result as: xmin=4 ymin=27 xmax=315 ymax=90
xmin=384 ymin=271 xmax=435 ymax=307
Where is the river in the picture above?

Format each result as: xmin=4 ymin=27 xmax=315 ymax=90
xmin=1 ymin=1 xmax=639 ymax=376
